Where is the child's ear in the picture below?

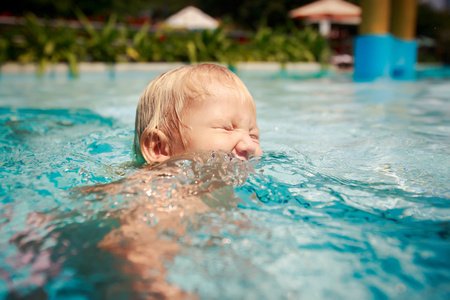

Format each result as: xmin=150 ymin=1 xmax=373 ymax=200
xmin=140 ymin=129 xmax=171 ymax=163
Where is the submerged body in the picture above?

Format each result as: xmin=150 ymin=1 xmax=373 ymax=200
xmin=89 ymin=64 xmax=264 ymax=297
xmin=84 ymin=151 xmax=256 ymax=298
xmin=9 ymin=150 xmax=256 ymax=299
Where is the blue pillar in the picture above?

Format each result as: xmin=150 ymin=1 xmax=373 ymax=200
xmin=354 ymin=34 xmax=392 ymax=82
xmin=354 ymin=0 xmax=418 ymax=81
xmin=354 ymin=0 xmax=392 ymax=81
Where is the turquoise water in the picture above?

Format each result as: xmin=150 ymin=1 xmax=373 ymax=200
xmin=0 ymin=69 xmax=449 ymax=299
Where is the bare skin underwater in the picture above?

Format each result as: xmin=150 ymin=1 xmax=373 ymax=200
xmin=83 ymin=151 xmax=256 ymax=299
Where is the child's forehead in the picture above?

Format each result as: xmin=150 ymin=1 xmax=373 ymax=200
xmin=179 ymin=67 xmax=255 ymax=111
xmin=190 ymin=80 xmax=253 ymax=104
xmin=184 ymin=83 xmax=256 ymax=115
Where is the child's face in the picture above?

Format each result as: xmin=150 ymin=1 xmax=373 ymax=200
xmin=182 ymin=82 xmax=262 ymax=161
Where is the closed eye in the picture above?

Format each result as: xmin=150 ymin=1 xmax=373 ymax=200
xmin=250 ymin=134 xmax=260 ymax=142
xmin=250 ymin=128 xmax=260 ymax=141
xmin=213 ymin=124 xmax=233 ymax=131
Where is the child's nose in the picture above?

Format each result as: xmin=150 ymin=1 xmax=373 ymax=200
xmin=233 ymin=133 xmax=257 ymax=160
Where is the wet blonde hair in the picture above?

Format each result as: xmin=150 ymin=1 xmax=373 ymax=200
xmin=134 ymin=64 xmax=254 ymax=163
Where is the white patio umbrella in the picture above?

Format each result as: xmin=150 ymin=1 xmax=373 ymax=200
xmin=289 ymin=0 xmax=361 ymax=37
xmin=165 ymin=6 xmax=219 ymax=30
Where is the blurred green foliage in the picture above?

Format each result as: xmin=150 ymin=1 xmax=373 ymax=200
xmin=0 ymin=13 xmax=330 ymax=76
xmin=9 ymin=13 xmax=82 ymax=76
xmin=2 ymin=0 xmax=448 ymax=71
xmin=76 ymin=10 xmax=127 ymax=63
xmin=246 ymin=26 xmax=329 ymax=67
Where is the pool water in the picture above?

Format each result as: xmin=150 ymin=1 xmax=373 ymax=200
xmin=0 ymin=68 xmax=449 ymax=299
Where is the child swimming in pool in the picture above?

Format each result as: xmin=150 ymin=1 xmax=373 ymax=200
xmin=92 ymin=64 xmax=262 ymax=297
xmin=8 ymin=64 xmax=263 ymax=299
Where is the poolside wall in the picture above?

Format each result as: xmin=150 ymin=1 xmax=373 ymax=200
xmin=0 ymin=62 xmax=325 ymax=75
xmin=354 ymin=0 xmax=418 ymax=81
